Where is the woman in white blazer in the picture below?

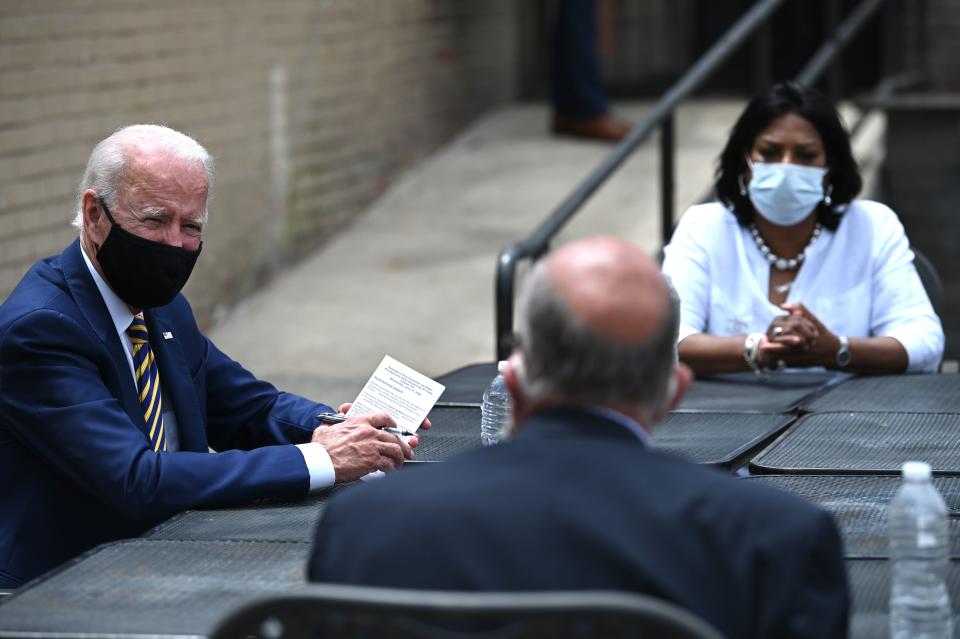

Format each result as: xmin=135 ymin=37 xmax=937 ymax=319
xmin=662 ymin=82 xmax=943 ymax=376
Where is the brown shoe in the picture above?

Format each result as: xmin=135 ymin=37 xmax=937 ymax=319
xmin=552 ymin=113 xmax=631 ymax=142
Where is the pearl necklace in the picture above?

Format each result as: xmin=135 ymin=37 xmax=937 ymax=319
xmin=749 ymin=223 xmax=822 ymax=271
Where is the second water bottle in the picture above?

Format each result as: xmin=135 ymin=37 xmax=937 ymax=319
xmin=888 ymin=460 xmax=953 ymax=639
xmin=480 ymin=361 xmax=511 ymax=446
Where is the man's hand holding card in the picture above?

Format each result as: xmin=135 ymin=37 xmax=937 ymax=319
xmin=316 ymin=356 xmax=444 ymax=481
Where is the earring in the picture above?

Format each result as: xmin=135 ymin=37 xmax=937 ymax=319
xmin=738 ymin=174 xmax=748 ymax=196
xmin=823 ymin=184 xmax=833 ymax=207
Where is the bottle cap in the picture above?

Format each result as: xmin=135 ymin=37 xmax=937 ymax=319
xmin=497 ymin=360 xmax=509 ymax=374
xmin=902 ymin=461 xmax=932 ymax=480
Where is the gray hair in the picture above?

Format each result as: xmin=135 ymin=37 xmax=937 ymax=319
xmin=514 ymin=258 xmax=679 ymax=417
xmin=72 ymin=124 xmax=214 ymax=229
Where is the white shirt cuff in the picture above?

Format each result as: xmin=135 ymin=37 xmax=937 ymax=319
xmin=295 ymin=443 xmax=336 ymax=491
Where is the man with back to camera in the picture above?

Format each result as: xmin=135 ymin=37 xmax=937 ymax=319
xmin=0 ymin=124 xmax=426 ymax=588
xmin=308 ymin=235 xmax=849 ymax=639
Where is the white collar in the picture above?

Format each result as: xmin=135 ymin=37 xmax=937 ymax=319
xmin=79 ymin=241 xmax=136 ymax=336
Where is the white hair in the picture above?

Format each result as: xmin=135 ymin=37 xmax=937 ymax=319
xmin=72 ymin=124 xmax=214 ymax=229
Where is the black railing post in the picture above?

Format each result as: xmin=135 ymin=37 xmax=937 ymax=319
xmin=753 ymin=20 xmax=773 ymax=95
xmin=882 ymin=0 xmax=899 ymax=78
xmin=883 ymin=0 xmax=922 ymax=80
xmin=495 ymin=247 xmax=520 ymax=361
xmin=660 ymin=114 xmax=675 ymax=247
xmin=823 ymin=0 xmax=844 ymax=99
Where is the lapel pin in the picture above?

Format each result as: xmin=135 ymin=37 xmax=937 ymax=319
xmin=162 ymin=331 xmax=174 ymax=340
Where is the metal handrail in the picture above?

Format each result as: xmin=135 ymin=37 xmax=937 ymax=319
xmin=494 ymin=0 xmax=896 ymax=360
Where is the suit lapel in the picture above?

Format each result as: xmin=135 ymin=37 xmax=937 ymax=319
xmin=60 ymin=240 xmax=144 ymax=429
xmin=145 ymin=309 xmax=207 ymax=452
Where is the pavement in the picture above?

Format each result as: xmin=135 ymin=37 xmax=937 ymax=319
xmin=207 ymin=99 xmax=881 ymax=405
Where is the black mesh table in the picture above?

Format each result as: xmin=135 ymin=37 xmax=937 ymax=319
xmin=143 ymin=489 xmax=342 ymax=542
xmin=434 ymin=362 xmax=497 ymax=406
xmin=848 ymin=558 xmax=960 ymax=639
xmin=748 ymin=475 xmax=960 ymax=557
xmin=0 ymin=539 xmax=312 ymax=638
xmin=674 ymin=371 xmax=840 ymax=413
xmin=751 ymin=412 xmax=960 ymax=474
xmin=416 ymin=404 xmax=482 ymax=462
xmin=803 ymin=374 xmax=960 ymax=413
xmin=141 ymin=406 xmax=483 ymax=540
xmin=654 ymin=412 xmax=796 ymax=468
xmin=421 ymin=408 xmax=794 ymax=469
xmin=434 ymin=365 xmax=840 ymax=413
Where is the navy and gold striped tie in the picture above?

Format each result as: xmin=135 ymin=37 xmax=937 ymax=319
xmin=127 ymin=314 xmax=166 ymax=452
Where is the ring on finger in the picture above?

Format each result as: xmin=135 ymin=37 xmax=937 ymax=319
xmin=773 ymin=326 xmax=784 ymax=337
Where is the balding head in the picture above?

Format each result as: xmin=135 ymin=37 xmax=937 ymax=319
xmin=511 ymin=235 xmax=680 ymax=426
xmin=548 ymin=236 xmax=670 ymax=344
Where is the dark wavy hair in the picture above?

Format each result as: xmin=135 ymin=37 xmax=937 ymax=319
xmin=715 ymin=81 xmax=862 ymax=230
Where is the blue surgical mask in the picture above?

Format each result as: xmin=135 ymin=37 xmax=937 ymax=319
xmin=747 ymin=161 xmax=828 ymax=227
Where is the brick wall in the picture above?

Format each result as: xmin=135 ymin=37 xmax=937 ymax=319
xmin=0 ymin=0 xmax=517 ymax=325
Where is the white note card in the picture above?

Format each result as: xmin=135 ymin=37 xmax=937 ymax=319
xmin=345 ymin=355 xmax=445 ymax=433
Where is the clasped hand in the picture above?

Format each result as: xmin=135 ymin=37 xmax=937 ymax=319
xmin=759 ymin=302 xmax=841 ymax=369
xmin=310 ymin=402 xmax=432 ymax=483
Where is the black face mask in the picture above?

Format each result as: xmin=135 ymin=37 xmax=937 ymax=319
xmin=95 ymin=197 xmax=202 ymax=309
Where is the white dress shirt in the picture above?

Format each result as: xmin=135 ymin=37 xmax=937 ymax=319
xmin=80 ymin=245 xmax=335 ymax=489
xmin=661 ymin=200 xmax=944 ymax=373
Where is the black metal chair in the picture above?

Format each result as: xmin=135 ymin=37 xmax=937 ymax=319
xmin=912 ymin=247 xmax=956 ymax=372
xmin=210 ymin=585 xmax=725 ymax=639
xmin=913 ymin=247 xmax=944 ymax=317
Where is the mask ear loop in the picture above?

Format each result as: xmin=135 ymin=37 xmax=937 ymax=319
xmin=97 ymin=196 xmax=120 ymax=226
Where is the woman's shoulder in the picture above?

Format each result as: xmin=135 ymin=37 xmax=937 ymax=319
xmin=840 ymin=199 xmax=898 ymax=221
xmin=675 ymin=201 xmax=739 ymax=233
xmin=838 ymin=200 xmax=904 ymax=234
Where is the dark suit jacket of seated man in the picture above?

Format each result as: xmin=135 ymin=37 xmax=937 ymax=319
xmin=0 ymin=124 xmax=420 ymax=588
xmin=308 ymin=236 xmax=849 ymax=639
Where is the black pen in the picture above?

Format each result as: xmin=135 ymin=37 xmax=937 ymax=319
xmin=317 ymin=413 xmax=415 ymax=437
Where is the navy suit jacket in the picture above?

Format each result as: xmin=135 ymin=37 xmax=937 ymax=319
xmin=309 ymin=408 xmax=849 ymax=639
xmin=0 ymin=240 xmax=333 ymax=587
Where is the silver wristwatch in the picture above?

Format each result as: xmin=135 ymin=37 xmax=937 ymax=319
xmin=835 ymin=335 xmax=851 ymax=369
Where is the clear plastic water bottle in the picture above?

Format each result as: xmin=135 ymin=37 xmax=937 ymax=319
xmin=889 ymin=461 xmax=953 ymax=639
xmin=480 ymin=361 xmax=511 ymax=446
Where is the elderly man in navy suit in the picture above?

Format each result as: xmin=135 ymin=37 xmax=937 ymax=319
xmin=308 ymin=236 xmax=849 ymax=639
xmin=0 ymin=124 xmax=423 ymax=588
